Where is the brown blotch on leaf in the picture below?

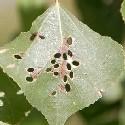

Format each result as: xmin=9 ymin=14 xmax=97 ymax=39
xmin=46 ymin=68 xmax=52 ymax=72
xmin=30 ymin=32 xmax=38 ymax=41
xmin=68 ymin=50 xmax=73 ymax=57
xmin=51 ymin=91 xmax=57 ymax=96
xmin=67 ymin=37 xmax=72 ymax=45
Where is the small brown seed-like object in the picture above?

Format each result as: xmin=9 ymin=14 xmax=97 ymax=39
xmin=54 ymin=72 xmax=59 ymax=76
xmin=67 ymin=37 xmax=72 ymax=45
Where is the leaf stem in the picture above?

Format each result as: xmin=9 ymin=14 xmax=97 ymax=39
xmin=56 ymin=0 xmax=59 ymax=4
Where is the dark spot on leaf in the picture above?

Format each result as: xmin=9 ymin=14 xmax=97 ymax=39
xmin=51 ymin=59 xmax=56 ymax=64
xmin=14 ymin=54 xmax=22 ymax=59
xmin=54 ymin=64 xmax=59 ymax=68
xmin=27 ymin=68 xmax=34 ymax=72
xmin=46 ymin=68 xmax=51 ymax=72
xmin=63 ymin=75 xmax=67 ymax=82
xmin=72 ymin=61 xmax=79 ymax=66
xmin=54 ymin=53 xmax=61 ymax=58
xmin=67 ymin=37 xmax=72 ymax=45
xmin=63 ymin=53 xmax=67 ymax=60
xmin=54 ymin=72 xmax=59 ymax=76
xmin=65 ymin=84 xmax=71 ymax=92
xmin=69 ymin=71 xmax=73 ymax=79
xmin=67 ymin=63 xmax=71 ymax=70
xmin=39 ymin=35 xmax=45 ymax=39
xmin=68 ymin=50 xmax=73 ymax=57
xmin=30 ymin=32 xmax=37 ymax=41
xmin=52 ymin=91 xmax=57 ymax=96
xmin=26 ymin=76 xmax=33 ymax=82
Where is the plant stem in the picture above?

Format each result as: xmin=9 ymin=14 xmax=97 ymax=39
xmin=56 ymin=0 xmax=59 ymax=4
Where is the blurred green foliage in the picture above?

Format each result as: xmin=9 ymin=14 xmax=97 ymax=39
xmin=76 ymin=0 xmax=125 ymax=43
xmin=18 ymin=0 xmax=47 ymax=31
xmin=0 ymin=68 xmax=31 ymax=124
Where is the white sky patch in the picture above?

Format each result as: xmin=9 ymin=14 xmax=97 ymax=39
xmin=0 ymin=92 xmax=5 ymax=97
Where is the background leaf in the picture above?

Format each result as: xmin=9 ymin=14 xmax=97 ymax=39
xmin=0 ymin=3 xmax=124 ymax=125
xmin=76 ymin=0 xmax=124 ymax=43
xmin=0 ymin=68 xmax=32 ymax=124
xmin=18 ymin=0 xmax=47 ymax=32
xmin=121 ymin=0 xmax=125 ymax=23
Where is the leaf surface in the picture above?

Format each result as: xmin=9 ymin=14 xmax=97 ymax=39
xmin=0 ymin=3 xmax=124 ymax=125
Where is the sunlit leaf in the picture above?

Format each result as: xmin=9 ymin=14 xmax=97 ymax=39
xmin=0 ymin=2 xmax=124 ymax=125
xmin=0 ymin=68 xmax=32 ymax=124
xmin=121 ymin=0 xmax=125 ymax=23
xmin=0 ymin=121 xmax=10 ymax=125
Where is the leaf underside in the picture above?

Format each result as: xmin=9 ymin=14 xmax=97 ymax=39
xmin=0 ymin=3 xmax=124 ymax=125
xmin=121 ymin=0 xmax=125 ymax=23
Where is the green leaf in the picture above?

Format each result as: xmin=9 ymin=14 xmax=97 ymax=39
xmin=121 ymin=0 xmax=125 ymax=23
xmin=0 ymin=68 xmax=32 ymax=124
xmin=18 ymin=0 xmax=47 ymax=31
xmin=0 ymin=2 xmax=124 ymax=125
xmin=76 ymin=0 xmax=124 ymax=43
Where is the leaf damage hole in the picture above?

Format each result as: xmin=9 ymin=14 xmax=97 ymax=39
xmin=30 ymin=32 xmax=45 ymax=41
xmin=63 ymin=53 xmax=67 ymax=60
xmin=46 ymin=68 xmax=52 ymax=72
xmin=63 ymin=75 xmax=68 ymax=83
xmin=68 ymin=50 xmax=73 ymax=57
xmin=67 ymin=63 xmax=72 ymax=70
xmin=46 ymin=36 xmax=80 ymax=84
xmin=14 ymin=52 xmax=25 ymax=60
xmin=51 ymin=91 xmax=57 ymax=96
xmin=72 ymin=61 xmax=80 ymax=66
xmin=69 ymin=71 xmax=74 ymax=79
xmin=26 ymin=76 xmax=34 ymax=82
xmin=65 ymin=84 xmax=71 ymax=92
xmin=26 ymin=67 xmax=42 ymax=82
xmin=54 ymin=53 xmax=61 ymax=58
xmin=27 ymin=68 xmax=34 ymax=72
xmin=54 ymin=64 xmax=59 ymax=68
xmin=51 ymin=59 xmax=56 ymax=64
xmin=54 ymin=72 xmax=59 ymax=76
xmin=14 ymin=55 xmax=22 ymax=59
